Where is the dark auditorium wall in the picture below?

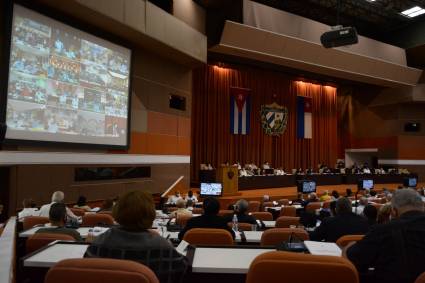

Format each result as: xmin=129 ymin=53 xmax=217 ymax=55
xmin=191 ymin=64 xmax=338 ymax=182
xmin=0 ymin=1 xmax=199 ymax=213
xmin=338 ymin=85 xmax=425 ymax=179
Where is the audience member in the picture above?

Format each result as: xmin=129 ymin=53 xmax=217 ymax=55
xmin=346 ymin=188 xmax=353 ymax=197
xmin=302 ymin=193 xmax=318 ymax=208
xmin=363 ymin=204 xmax=377 ymax=226
xmin=353 ymin=197 xmax=368 ymax=215
xmin=331 ymin=190 xmax=340 ymax=200
xmin=293 ymin=192 xmax=304 ymax=204
xmin=345 ymin=189 xmax=425 ymax=283
xmin=186 ymin=200 xmax=194 ymax=211
xmin=36 ymin=203 xmax=82 ymax=241
xmin=225 ymin=199 xmax=257 ymax=224
xmin=166 ymin=191 xmax=182 ymax=205
xmin=98 ymin=198 xmax=114 ymax=212
xmin=73 ymin=196 xmax=92 ymax=211
xmin=18 ymin=198 xmax=38 ymax=220
xmin=319 ymin=190 xmax=332 ymax=202
xmin=85 ymin=190 xmax=187 ymax=283
xmin=178 ymin=197 xmax=235 ymax=239
xmin=170 ymin=199 xmax=192 ymax=219
xmin=185 ymin=190 xmax=198 ymax=203
xmin=309 ymin=197 xmax=369 ymax=242
xmin=377 ymin=203 xmax=392 ymax=224
xmin=38 ymin=191 xmax=78 ymax=220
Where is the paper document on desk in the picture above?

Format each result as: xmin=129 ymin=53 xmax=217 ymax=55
xmin=304 ymin=241 xmax=342 ymax=256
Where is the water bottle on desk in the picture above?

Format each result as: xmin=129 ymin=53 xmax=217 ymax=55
xmin=232 ymin=214 xmax=238 ymax=232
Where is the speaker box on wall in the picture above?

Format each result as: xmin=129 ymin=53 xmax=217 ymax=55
xmin=404 ymin=122 xmax=420 ymax=132
xmin=0 ymin=123 xmax=6 ymax=141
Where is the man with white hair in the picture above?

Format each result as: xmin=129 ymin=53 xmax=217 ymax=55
xmin=345 ymin=189 xmax=425 ymax=283
xmin=39 ymin=191 xmax=78 ymax=220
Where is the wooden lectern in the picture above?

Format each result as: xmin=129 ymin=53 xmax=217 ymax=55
xmin=216 ymin=165 xmax=240 ymax=196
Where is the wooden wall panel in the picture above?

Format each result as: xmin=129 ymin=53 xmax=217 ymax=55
xmin=147 ymin=111 xmax=178 ymax=135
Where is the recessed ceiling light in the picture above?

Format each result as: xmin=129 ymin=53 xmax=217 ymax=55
xmin=401 ymin=6 xmax=425 ymax=18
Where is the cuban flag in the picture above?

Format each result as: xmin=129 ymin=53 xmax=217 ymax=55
xmin=230 ymin=87 xmax=251 ymax=135
xmin=297 ymin=96 xmax=312 ymax=139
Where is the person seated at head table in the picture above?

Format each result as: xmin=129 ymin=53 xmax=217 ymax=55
xmin=224 ymin=199 xmax=257 ymax=225
xmin=345 ymin=189 xmax=425 ymax=283
xmin=274 ymin=167 xmax=285 ymax=175
xmin=245 ymin=162 xmax=258 ymax=170
xmin=239 ymin=167 xmax=249 ymax=177
xmin=85 ymin=190 xmax=187 ymax=283
xmin=185 ymin=190 xmax=198 ymax=203
xmin=98 ymin=198 xmax=114 ymax=213
xmin=296 ymin=168 xmax=304 ymax=175
xmin=262 ymin=162 xmax=271 ymax=170
xmin=206 ymin=163 xmax=213 ymax=170
xmin=18 ymin=198 xmax=39 ymax=221
xmin=178 ymin=197 xmax=235 ymax=240
xmin=170 ymin=199 xmax=192 ymax=219
xmin=309 ymin=197 xmax=369 ymax=242
xmin=200 ymin=163 xmax=208 ymax=170
xmin=319 ymin=190 xmax=332 ymax=202
xmin=233 ymin=161 xmax=242 ymax=170
xmin=302 ymin=193 xmax=319 ymax=208
xmin=353 ymin=197 xmax=368 ymax=215
xmin=306 ymin=167 xmax=314 ymax=175
xmin=39 ymin=191 xmax=78 ymax=221
xmin=166 ymin=191 xmax=182 ymax=205
xmin=73 ymin=195 xmax=92 ymax=212
xmin=36 ymin=202 xmax=83 ymax=241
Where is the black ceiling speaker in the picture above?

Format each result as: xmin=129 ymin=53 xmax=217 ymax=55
xmin=404 ymin=122 xmax=420 ymax=132
xmin=320 ymin=26 xmax=358 ymax=48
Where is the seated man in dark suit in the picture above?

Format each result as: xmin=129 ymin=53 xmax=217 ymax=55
xmin=309 ymin=197 xmax=369 ymax=242
xmin=36 ymin=202 xmax=83 ymax=241
xmin=224 ymin=199 xmax=257 ymax=224
xmin=345 ymin=189 xmax=425 ymax=283
xmin=178 ymin=197 xmax=235 ymax=239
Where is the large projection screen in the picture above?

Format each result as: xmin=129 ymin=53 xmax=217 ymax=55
xmin=4 ymin=4 xmax=131 ymax=148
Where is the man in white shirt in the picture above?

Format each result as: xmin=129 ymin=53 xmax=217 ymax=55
xmin=167 ymin=191 xmax=182 ymax=205
xmin=185 ymin=190 xmax=198 ymax=203
xmin=353 ymin=197 xmax=368 ymax=215
xmin=39 ymin=191 xmax=78 ymax=220
xmin=239 ymin=168 xmax=249 ymax=177
xmin=262 ymin=162 xmax=270 ymax=170
xmin=18 ymin=199 xmax=38 ymax=221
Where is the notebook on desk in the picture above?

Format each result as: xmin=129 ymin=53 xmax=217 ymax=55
xmin=304 ymin=241 xmax=342 ymax=256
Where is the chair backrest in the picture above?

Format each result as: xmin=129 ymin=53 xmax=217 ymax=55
xmin=246 ymin=251 xmax=359 ymax=283
xmin=305 ymin=202 xmax=322 ymax=213
xmin=248 ymin=201 xmax=261 ymax=212
xmin=322 ymin=201 xmax=332 ymax=209
xmin=45 ymin=258 xmax=159 ymax=283
xmin=277 ymin=199 xmax=290 ymax=206
xmin=260 ymin=228 xmax=308 ymax=246
xmin=22 ymin=216 xmax=50 ymax=230
xmin=275 ymin=216 xmax=300 ymax=228
xmin=183 ymin=228 xmax=233 ymax=245
xmin=176 ymin=214 xmax=192 ymax=227
xmin=262 ymin=202 xmax=274 ymax=210
xmin=70 ymin=208 xmax=86 ymax=217
xmin=192 ymin=208 xmax=204 ymax=214
xmin=82 ymin=214 xmax=114 ymax=227
xmin=415 ymin=271 xmax=425 ymax=283
xmin=26 ymin=233 xmax=75 ymax=254
xmin=251 ymin=212 xmax=273 ymax=221
xmin=218 ymin=210 xmax=234 ymax=217
xmin=336 ymin=235 xmax=365 ymax=248
xmin=97 ymin=211 xmax=113 ymax=216
xmin=279 ymin=206 xmax=296 ymax=217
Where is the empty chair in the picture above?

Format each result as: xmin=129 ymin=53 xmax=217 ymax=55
xmin=248 ymin=201 xmax=261 ymax=212
xmin=277 ymin=199 xmax=290 ymax=206
xmin=183 ymin=228 xmax=233 ymax=245
xmin=336 ymin=235 xmax=365 ymax=248
xmin=251 ymin=212 xmax=273 ymax=221
xmin=275 ymin=216 xmax=300 ymax=228
xmin=246 ymin=251 xmax=359 ymax=283
xmin=70 ymin=208 xmax=86 ymax=217
xmin=218 ymin=210 xmax=234 ymax=217
xmin=262 ymin=201 xmax=274 ymax=210
xmin=260 ymin=228 xmax=309 ymax=246
xmin=279 ymin=206 xmax=296 ymax=217
xmin=82 ymin=213 xmax=114 ymax=227
xmin=45 ymin=258 xmax=159 ymax=283
xmin=305 ymin=202 xmax=322 ymax=213
xmin=26 ymin=233 xmax=75 ymax=254
xmin=23 ymin=216 xmax=49 ymax=230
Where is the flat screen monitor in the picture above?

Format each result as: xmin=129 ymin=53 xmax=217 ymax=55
xmin=4 ymin=4 xmax=132 ymax=148
xmin=297 ymin=180 xmax=316 ymax=194
xmin=403 ymin=177 xmax=417 ymax=188
xmin=200 ymin=183 xmax=223 ymax=197
xmin=359 ymin=179 xmax=374 ymax=190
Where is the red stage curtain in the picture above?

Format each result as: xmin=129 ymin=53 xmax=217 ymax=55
xmin=191 ymin=64 xmax=337 ymax=182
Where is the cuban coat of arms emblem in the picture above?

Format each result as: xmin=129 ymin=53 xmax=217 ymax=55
xmin=260 ymin=102 xmax=288 ymax=136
